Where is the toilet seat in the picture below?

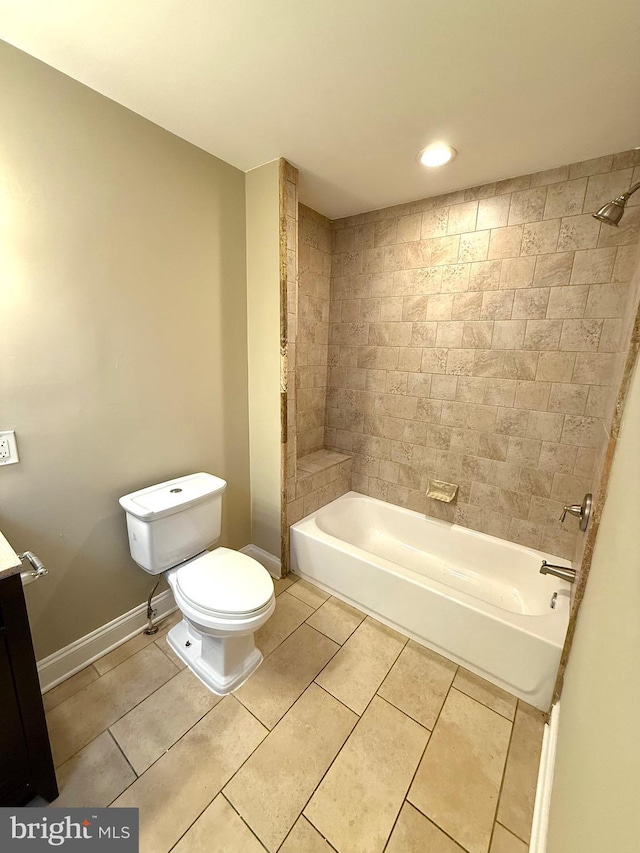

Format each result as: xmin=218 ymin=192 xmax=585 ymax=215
xmin=175 ymin=547 xmax=274 ymax=618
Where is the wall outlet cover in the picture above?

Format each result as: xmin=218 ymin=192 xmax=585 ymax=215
xmin=0 ymin=430 xmax=19 ymax=466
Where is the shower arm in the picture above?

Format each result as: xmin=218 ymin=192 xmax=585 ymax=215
xmin=616 ymin=181 xmax=640 ymax=202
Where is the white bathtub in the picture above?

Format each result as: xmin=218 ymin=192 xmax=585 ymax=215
xmin=290 ymin=492 xmax=571 ymax=711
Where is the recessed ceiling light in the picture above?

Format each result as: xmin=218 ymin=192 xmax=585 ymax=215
xmin=418 ymin=143 xmax=457 ymax=167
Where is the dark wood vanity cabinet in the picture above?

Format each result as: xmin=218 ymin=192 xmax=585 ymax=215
xmin=0 ymin=572 xmax=58 ymax=804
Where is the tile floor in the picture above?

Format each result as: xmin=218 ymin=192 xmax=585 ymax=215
xmin=44 ymin=575 xmax=545 ymax=853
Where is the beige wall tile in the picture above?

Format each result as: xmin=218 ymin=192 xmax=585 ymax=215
xmin=52 ymin=731 xmax=135 ymax=808
xmin=225 ymin=684 xmax=357 ymax=851
xmin=548 ymin=382 xmax=588 ymax=415
xmin=378 ymin=640 xmax=457 ymax=729
xmin=459 ymin=230 xmax=491 ymax=262
xmin=543 ymin=178 xmax=587 ymax=219
xmin=235 ymin=624 xmax=339 ymax=728
xmin=570 ymin=247 xmax=616 ymax=284
xmin=508 ymin=187 xmax=547 ymax=225
xmin=305 ymin=696 xmax=429 ymax=853
xmin=421 ymin=208 xmax=449 ymax=239
xmin=557 ymin=214 xmax=601 ymax=251
xmin=521 ymin=219 xmax=560 ymax=255
xmin=497 ymin=702 xmax=546 ymax=843
xmin=113 ymin=697 xmax=267 ymax=853
xmin=477 ymin=195 xmax=511 ymax=230
xmin=488 ymin=226 xmax=523 ymax=259
xmin=536 ymin=351 xmax=575 ymax=381
xmin=447 ymin=201 xmax=478 ymax=235
xmin=470 ymin=259 xmax=503 ymax=290
xmin=386 ymin=803 xmax=466 ymax=853
xmin=172 ymin=795 xmax=266 ymax=853
xmin=500 ymin=256 xmax=536 ymax=289
xmin=408 ymin=689 xmax=511 ymax=853
xmin=481 ymin=290 xmax=514 ymax=320
xmin=559 ymin=318 xmax=603 ymax=351
xmin=492 ymin=320 xmax=526 ymax=349
xmin=583 ymin=168 xmax=634 ymax=212
xmin=512 ymin=288 xmax=549 ymax=319
xmin=546 ymin=285 xmax=588 ymax=318
xmin=533 ymin=252 xmax=574 ymax=287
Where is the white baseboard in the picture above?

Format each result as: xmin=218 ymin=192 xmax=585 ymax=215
xmin=240 ymin=544 xmax=282 ymax=578
xmin=530 ymin=701 xmax=561 ymax=853
xmin=37 ymin=589 xmax=177 ymax=694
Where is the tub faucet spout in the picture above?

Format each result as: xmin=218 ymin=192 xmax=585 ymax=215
xmin=540 ymin=560 xmax=577 ymax=583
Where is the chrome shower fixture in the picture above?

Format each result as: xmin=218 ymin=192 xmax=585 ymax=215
xmin=593 ymin=181 xmax=640 ymax=226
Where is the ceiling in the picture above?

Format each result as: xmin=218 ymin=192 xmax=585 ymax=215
xmin=1 ymin=0 xmax=639 ymax=219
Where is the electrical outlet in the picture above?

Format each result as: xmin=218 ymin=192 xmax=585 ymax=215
xmin=0 ymin=431 xmax=19 ymax=466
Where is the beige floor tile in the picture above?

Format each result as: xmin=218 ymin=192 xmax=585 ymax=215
xmin=112 ymin=696 xmax=267 ymax=853
xmin=306 ymin=596 xmax=366 ymax=644
xmin=43 ymin=665 xmax=100 ymax=712
xmin=225 ymin=683 xmax=357 ymax=851
xmin=490 ymin=823 xmax=528 ymax=853
xmin=305 ymin=696 xmax=429 ymax=853
xmin=386 ymin=803 xmax=466 ymax=853
xmin=94 ymin=631 xmax=158 ymax=676
xmin=315 ymin=617 xmax=407 ymax=714
xmin=408 ymin=688 xmax=512 ymax=853
xmin=47 ymin=643 xmax=178 ymax=766
xmin=51 ymin=731 xmax=135 ymax=807
xmin=110 ymin=668 xmax=221 ymax=774
xmin=287 ymin=577 xmax=331 ymax=609
xmin=153 ymin=609 xmax=182 ymax=639
xmin=454 ymin=668 xmax=518 ymax=721
xmin=497 ymin=702 xmax=545 ymax=844
xmin=255 ymin=590 xmax=314 ymax=658
xmin=171 ymin=794 xmax=265 ymax=853
xmin=279 ymin=816 xmax=334 ymax=853
xmin=272 ymin=574 xmax=299 ymax=596
xmin=378 ymin=641 xmax=457 ymax=729
xmin=154 ymin=633 xmax=187 ymax=670
xmin=234 ymin=624 xmax=339 ymax=728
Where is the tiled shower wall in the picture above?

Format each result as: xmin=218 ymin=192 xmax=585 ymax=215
xmin=324 ymin=150 xmax=640 ymax=559
xmin=296 ymin=205 xmax=332 ymax=457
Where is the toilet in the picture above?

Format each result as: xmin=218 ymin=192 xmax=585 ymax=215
xmin=119 ymin=472 xmax=275 ymax=695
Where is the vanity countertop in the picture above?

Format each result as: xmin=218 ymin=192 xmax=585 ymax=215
xmin=0 ymin=531 xmax=22 ymax=581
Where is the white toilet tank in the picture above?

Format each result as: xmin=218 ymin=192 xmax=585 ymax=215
xmin=119 ymin=473 xmax=227 ymax=574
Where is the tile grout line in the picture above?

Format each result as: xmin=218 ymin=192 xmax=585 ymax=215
xmin=487 ymin=698 xmax=520 ymax=852
xmin=106 ymin=728 xmax=139 ymax=781
xmin=301 ymin=631 xmax=411 ymax=847
xmin=221 ymin=793 xmax=270 ymax=852
xmin=48 ymin=653 xmax=182 ymax=769
xmin=385 ymin=664 xmax=513 ymax=853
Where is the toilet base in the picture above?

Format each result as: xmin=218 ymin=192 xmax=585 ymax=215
xmin=167 ymin=619 xmax=263 ymax=695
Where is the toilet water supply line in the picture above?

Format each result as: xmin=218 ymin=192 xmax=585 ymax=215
xmin=144 ymin=580 xmax=161 ymax=635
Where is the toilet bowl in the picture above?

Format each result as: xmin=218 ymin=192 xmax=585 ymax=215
xmin=119 ymin=473 xmax=276 ymax=695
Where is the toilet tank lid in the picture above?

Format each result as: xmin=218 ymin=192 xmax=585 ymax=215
xmin=119 ymin=473 xmax=227 ymax=521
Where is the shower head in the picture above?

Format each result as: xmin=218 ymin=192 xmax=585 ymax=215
xmin=593 ymin=182 xmax=640 ymax=227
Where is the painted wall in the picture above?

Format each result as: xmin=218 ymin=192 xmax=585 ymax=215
xmin=0 ymin=41 xmax=250 ymax=658
xmin=547 ymin=348 xmax=640 ymax=851
xmin=327 ymin=152 xmax=640 ymax=558
xmin=246 ymin=161 xmax=282 ymax=558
